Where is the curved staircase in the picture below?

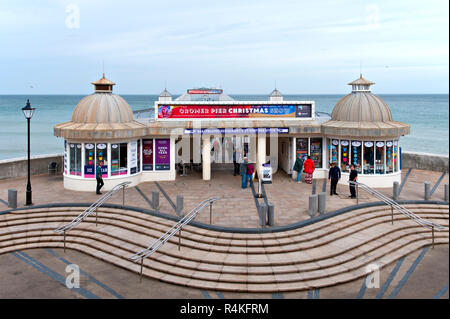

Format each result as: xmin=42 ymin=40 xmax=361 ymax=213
xmin=0 ymin=203 xmax=448 ymax=292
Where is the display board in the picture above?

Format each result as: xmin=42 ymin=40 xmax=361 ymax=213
xmin=155 ymin=139 xmax=170 ymax=170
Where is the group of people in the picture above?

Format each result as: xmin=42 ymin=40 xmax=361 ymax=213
xmin=293 ymin=154 xmax=358 ymax=198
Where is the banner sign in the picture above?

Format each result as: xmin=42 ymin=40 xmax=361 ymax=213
xmin=157 ymin=103 xmax=312 ymax=119
xmin=143 ymin=139 xmax=154 ymax=171
xmin=183 ymin=128 xmax=289 ymax=134
xmin=155 ymin=139 xmax=170 ymax=171
xmin=187 ymin=89 xmax=223 ymax=94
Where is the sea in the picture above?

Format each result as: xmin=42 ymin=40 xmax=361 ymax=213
xmin=0 ymin=94 xmax=448 ymax=160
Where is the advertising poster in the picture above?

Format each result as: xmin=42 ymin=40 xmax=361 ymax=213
xmin=157 ymin=104 xmax=312 ymax=119
xmin=155 ymin=139 xmax=170 ymax=170
xmin=143 ymin=139 xmax=154 ymax=171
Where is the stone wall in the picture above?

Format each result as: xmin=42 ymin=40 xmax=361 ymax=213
xmin=402 ymin=151 xmax=449 ymax=172
xmin=0 ymin=154 xmax=63 ymax=180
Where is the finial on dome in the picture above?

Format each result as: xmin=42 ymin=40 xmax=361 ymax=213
xmin=91 ymin=74 xmax=116 ymax=93
xmin=348 ymin=74 xmax=375 ymax=93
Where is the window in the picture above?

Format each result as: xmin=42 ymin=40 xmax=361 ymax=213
xmin=351 ymin=141 xmax=362 ymax=173
xmin=375 ymin=141 xmax=385 ymax=174
xmin=84 ymin=143 xmax=95 ymax=178
xmin=310 ymin=138 xmax=322 ymax=168
xmin=111 ymin=142 xmax=128 ymax=176
xmin=330 ymin=139 xmax=339 ymax=166
xmin=386 ymin=141 xmax=394 ymax=173
xmin=340 ymin=140 xmax=350 ymax=172
xmin=69 ymin=143 xmax=82 ymax=176
xmin=393 ymin=140 xmax=399 ymax=172
xmin=96 ymin=143 xmax=108 ymax=177
xmin=296 ymin=138 xmax=308 ymax=160
xmin=363 ymin=141 xmax=374 ymax=174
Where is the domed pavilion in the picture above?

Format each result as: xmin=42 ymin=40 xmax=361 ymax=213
xmin=322 ymin=74 xmax=410 ymax=187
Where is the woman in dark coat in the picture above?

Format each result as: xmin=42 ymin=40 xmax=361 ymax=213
xmin=293 ymin=154 xmax=304 ymax=183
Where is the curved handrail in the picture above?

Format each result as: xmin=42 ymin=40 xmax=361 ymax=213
xmin=349 ymin=181 xmax=445 ymax=231
xmin=54 ymin=181 xmax=131 ymax=234
xmin=131 ymin=197 xmax=220 ymax=262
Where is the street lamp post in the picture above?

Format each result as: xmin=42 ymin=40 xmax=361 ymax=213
xmin=22 ymin=99 xmax=35 ymax=206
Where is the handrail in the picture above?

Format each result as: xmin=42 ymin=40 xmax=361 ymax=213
xmin=131 ymin=197 xmax=220 ymax=262
xmin=54 ymin=181 xmax=131 ymax=235
xmin=349 ymin=181 xmax=445 ymax=231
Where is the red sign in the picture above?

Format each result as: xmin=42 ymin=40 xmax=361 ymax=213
xmin=157 ymin=104 xmax=311 ymax=119
xmin=187 ymin=89 xmax=223 ymax=94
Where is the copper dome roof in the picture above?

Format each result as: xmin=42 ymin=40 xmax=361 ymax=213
xmin=331 ymin=92 xmax=393 ymax=122
xmin=71 ymin=93 xmax=134 ymax=123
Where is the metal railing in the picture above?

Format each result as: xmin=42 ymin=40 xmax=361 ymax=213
xmin=130 ymin=197 xmax=220 ymax=281
xmin=54 ymin=181 xmax=131 ymax=251
xmin=349 ymin=181 xmax=445 ymax=246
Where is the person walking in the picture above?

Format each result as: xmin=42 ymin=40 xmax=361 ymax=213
xmin=240 ymin=157 xmax=249 ymax=188
xmin=96 ymin=161 xmax=104 ymax=195
xmin=303 ymin=156 xmax=315 ymax=184
xmin=247 ymin=162 xmax=255 ymax=187
xmin=328 ymin=162 xmax=341 ymax=195
xmin=349 ymin=164 xmax=358 ymax=198
xmin=293 ymin=153 xmax=304 ymax=183
xmin=233 ymin=148 xmax=240 ymax=176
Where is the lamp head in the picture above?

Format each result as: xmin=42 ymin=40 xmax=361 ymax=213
xmin=22 ymin=99 xmax=35 ymax=119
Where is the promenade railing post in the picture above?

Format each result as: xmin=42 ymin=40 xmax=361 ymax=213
xmin=210 ymin=203 xmax=212 ymax=224
xmin=424 ymin=182 xmax=431 ymax=201
xmin=393 ymin=181 xmax=399 ymax=201
xmin=391 ymin=204 xmax=394 ymax=225
xmin=356 ymin=183 xmax=359 ymax=205
xmin=140 ymin=258 xmax=143 ymax=283
xmin=431 ymin=226 xmax=434 ymax=248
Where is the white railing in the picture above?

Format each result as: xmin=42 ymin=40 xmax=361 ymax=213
xmin=349 ymin=181 xmax=445 ymax=246
xmin=54 ymin=181 xmax=131 ymax=251
xmin=130 ymin=197 xmax=220 ymax=281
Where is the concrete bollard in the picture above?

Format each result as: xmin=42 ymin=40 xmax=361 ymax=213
xmin=322 ymin=179 xmax=327 ymax=193
xmin=176 ymin=195 xmax=184 ymax=217
xmin=8 ymin=189 xmax=17 ymax=209
xmin=393 ymin=181 xmax=399 ymax=201
xmin=312 ymin=179 xmax=317 ymax=195
xmin=309 ymin=194 xmax=318 ymax=218
xmin=424 ymin=182 xmax=431 ymax=200
xmin=445 ymin=183 xmax=449 ymax=203
xmin=259 ymin=203 xmax=267 ymax=227
xmin=152 ymin=191 xmax=159 ymax=211
xmin=267 ymin=203 xmax=275 ymax=226
xmin=318 ymin=192 xmax=326 ymax=215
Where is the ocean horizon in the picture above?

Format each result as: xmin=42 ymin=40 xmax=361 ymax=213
xmin=0 ymin=94 xmax=448 ymax=160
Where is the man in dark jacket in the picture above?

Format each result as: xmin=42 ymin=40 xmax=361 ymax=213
xmin=349 ymin=164 xmax=358 ymax=198
xmin=328 ymin=162 xmax=341 ymax=195
xmin=96 ymin=161 xmax=104 ymax=195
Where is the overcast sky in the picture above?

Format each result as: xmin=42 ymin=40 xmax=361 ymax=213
xmin=0 ymin=0 xmax=448 ymax=94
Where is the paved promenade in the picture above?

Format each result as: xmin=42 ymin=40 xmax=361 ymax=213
xmin=0 ymin=169 xmax=448 ymax=228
